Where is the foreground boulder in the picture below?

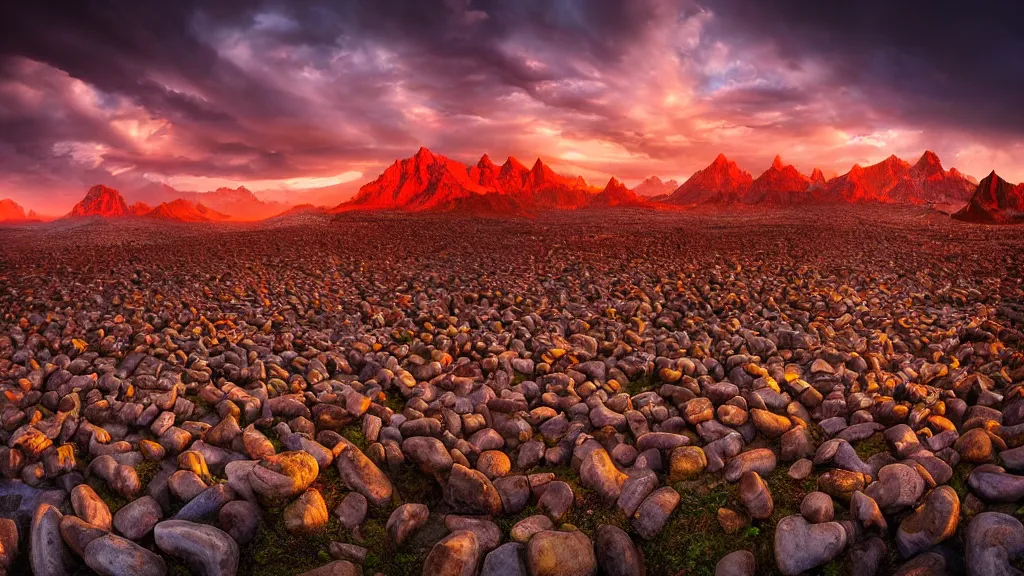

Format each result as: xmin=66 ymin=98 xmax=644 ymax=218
xmin=84 ymin=533 xmax=168 ymax=576
xmin=31 ymin=503 xmax=69 ymax=576
xmin=774 ymin=515 xmax=848 ymax=575
xmin=248 ymin=451 xmax=319 ymax=506
xmin=444 ymin=464 xmax=503 ymax=515
xmin=525 ymin=529 xmax=597 ymax=576
xmin=965 ymin=512 xmax=1024 ymax=576
xmin=336 ymin=444 xmax=394 ymax=506
xmin=422 ymin=530 xmax=481 ymax=576
xmin=154 ymin=520 xmax=239 ymax=576
xmin=595 ymin=525 xmax=644 ymax=576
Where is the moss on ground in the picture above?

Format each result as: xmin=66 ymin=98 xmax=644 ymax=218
xmin=853 ymin=432 xmax=889 ymax=460
xmin=626 ymin=372 xmax=658 ymax=396
xmin=383 ymin=393 xmax=406 ymax=414
xmin=135 ymin=459 xmax=162 ymax=488
xmin=244 ymin=461 xmax=444 ymax=576
xmin=339 ymin=425 xmax=368 ymax=451
xmin=949 ymin=462 xmax=973 ymax=502
xmin=88 ymin=476 xmax=129 ymax=514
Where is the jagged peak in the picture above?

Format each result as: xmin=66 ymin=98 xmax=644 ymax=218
xmin=604 ymin=177 xmax=625 ymax=189
xmin=413 ymin=146 xmax=435 ymax=161
xmin=502 ymin=156 xmax=527 ymax=171
xmin=86 ymin=184 xmax=121 ymax=195
xmin=771 ymin=155 xmax=784 ymax=170
xmin=477 ymin=154 xmax=495 ymax=168
xmin=712 ymin=153 xmax=729 ymax=165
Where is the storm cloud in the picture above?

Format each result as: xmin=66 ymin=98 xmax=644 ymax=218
xmin=0 ymin=0 xmax=1021 ymax=212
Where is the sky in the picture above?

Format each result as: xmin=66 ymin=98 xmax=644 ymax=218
xmin=1 ymin=0 xmax=1023 ymax=213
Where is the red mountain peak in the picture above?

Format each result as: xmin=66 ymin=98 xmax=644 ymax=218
xmin=918 ymin=150 xmax=941 ymax=166
xmin=666 ymin=154 xmax=753 ymax=205
xmin=954 ymin=171 xmax=1024 ymax=224
xmin=69 ymin=184 xmax=129 ymax=218
xmin=0 ymin=198 xmax=28 ymax=222
xmin=477 ymin=154 xmax=495 ymax=169
xmin=771 ymin=155 xmax=784 ymax=171
xmin=604 ymin=177 xmax=626 ymax=191
xmin=503 ymin=156 xmax=527 ymax=172
xmin=588 ymin=177 xmax=649 ymax=208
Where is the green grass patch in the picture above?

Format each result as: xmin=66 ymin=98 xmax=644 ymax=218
xmin=853 ymin=433 xmax=889 ymax=460
xmin=626 ymin=372 xmax=658 ymax=396
xmin=339 ymin=425 xmax=368 ymax=451
xmin=87 ymin=477 xmax=129 ymax=514
xmin=135 ymin=459 xmax=162 ymax=488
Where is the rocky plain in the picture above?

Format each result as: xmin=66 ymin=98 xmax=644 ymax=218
xmin=0 ymin=205 xmax=1023 ymax=576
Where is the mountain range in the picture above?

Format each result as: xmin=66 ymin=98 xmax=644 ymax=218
xmin=3 ymin=147 xmax=1021 ymax=224
xmin=65 ymin=186 xmax=230 ymax=222
xmin=0 ymin=198 xmax=39 ymax=222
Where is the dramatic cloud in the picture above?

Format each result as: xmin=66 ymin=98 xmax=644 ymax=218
xmin=0 ymin=0 xmax=1022 ymax=213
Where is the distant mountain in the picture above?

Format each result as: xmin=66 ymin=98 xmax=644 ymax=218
xmin=69 ymin=185 xmax=129 ymax=217
xmin=338 ymin=147 xmax=490 ymax=212
xmin=334 ymin=148 xmax=595 ymax=213
xmin=666 ymin=154 xmax=753 ymax=205
xmin=0 ymin=198 xmax=29 ymax=222
xmin=744 ymin=156 xmax=812 ymax=204
xmin=824 ymin=152 xmax=974 ymax=204
xmin=902 ymin=151 xmax=975 ymax=203
xmin=825 ymin=155 xmax=910 ymax=203
xmin=182 ymin=186 xmax=288 ymax=220
xmin=953 ymin=172 xmax=1024 ymax=224
xmin=808 ymin=168 xmax=828 ymax=191
xmin=633 ymin=176 xmax=679 ymax=198
xmin=588 ymin=178 xmax=651 ymax=208
xmin=522 ymin=159 xmax=595 ymax=210
xmin=128 ymin=202 xmax=152 ymax=216
xmin=146 ymin=199 xmax=230 ymax=223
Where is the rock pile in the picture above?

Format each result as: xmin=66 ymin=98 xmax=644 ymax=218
xmin=0 ymin=207 xmax=1023 ymax=575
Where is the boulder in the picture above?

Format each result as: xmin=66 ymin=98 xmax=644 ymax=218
xmin=154 ymin=520 xmax=239 ymax=576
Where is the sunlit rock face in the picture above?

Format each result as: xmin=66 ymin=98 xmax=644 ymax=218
xmin=69 ymin=184 xmax=129 ymax=217
xmin=0 ymin=199 xmax=28 ymax=222
xmin=665 ymin=154 xmax=754 ymax=205
xmin=954 ymin=171 xmax=1024 ymax=223
xmin=145 ymin=199 xmax=229 ymax=223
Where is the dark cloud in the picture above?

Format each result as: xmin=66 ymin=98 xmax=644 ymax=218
xmin=0 ymin=0 xmax=1022 ymax=213
xmin=703 ymin=0 xmax=1024 ymax=136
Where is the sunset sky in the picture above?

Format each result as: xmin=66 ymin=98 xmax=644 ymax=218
xmin=1 ymin=0 xmax=1022 ymax=213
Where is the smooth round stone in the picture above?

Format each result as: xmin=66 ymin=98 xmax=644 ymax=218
xmin=896 ymin=485 xmax=960 ymax=558
xmin=538 ymin=481 xmax=574 ymax=522
xmin=525 ymin=529 xmax=597 ymax=576
xmin=800 ymin=492 xmax=835 ymax=524
xmin=114 ymin=495 xmax=164 ymax=540
xmin=595 ymin=525 xmax=644 ymax=576
xmin=284 ymin=488 xmax=329 ymax=533
xmin=422 ymin=530 xmax=482 ymax=576
xmin=715 ymin=550 xmax=755 ymax=576
xmin=773 ymin=515 xmax=847 ymax=576
xmin=218 ymin=500 xmax=261 ymax=546
xmin=154 ymin=520 xmax=240 ymax=576
xmin=71 ymin=484 xmax=113 ymax=531
xmin=387 ymin=503 xmax=429 ymax=546
xmin=510 ymin=515 xmax=554 ymax=543
xmin=84 ymin=533 xmax=168 ymax=576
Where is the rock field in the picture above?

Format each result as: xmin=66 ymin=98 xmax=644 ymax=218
xmin=1 ymin=206 xmax=1024 ymax=576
